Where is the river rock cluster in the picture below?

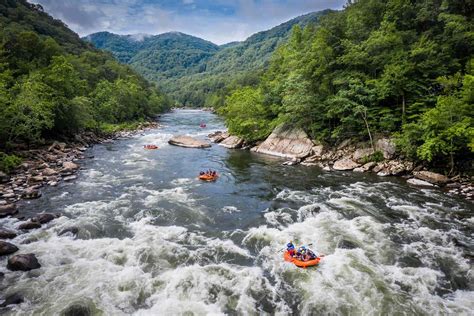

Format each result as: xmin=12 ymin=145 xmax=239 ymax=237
xmin=209 ymin=127 xmax=473 ymax=200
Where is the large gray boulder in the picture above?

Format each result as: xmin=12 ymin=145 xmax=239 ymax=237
xmin=219 ymin=136 xmax=244 ymax=149
xmin=413 ymin=171 xmax=449 ymax=185
xmin=333 ymin=158 xmax=360 ymax=171
xmin=251 ymin=124 xmax=314 ymax=159
xmin=376 ymin=138 xmax=396 ymax=159
xmin=168 ymin=135 xmax=211 ymax=148
xmin=7 ymin=253 xmax=41 ymax=271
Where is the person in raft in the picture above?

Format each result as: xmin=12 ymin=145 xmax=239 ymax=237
xmin=287 ymin=243 xmax=317 ymax=261
xmin=286 ymin=242 xmax=296 ymax=257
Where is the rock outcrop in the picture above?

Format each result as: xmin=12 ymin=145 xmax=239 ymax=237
xmin=251 ymin=124 xmax=314 ymax=159
xmin=168 ymin=135 xmax=211 ymax=148
xmin=7 ymin=253 xmax=41 ymax=271
xmin=375 ymin=138 xmax=396 ymax=159
xmin=414 ymin=171 xmax=449 ymax=185
xmin=219 ymin=136 xmax=244 ymax=149
xmin=333 ymin=158 xmax=360 ymax=171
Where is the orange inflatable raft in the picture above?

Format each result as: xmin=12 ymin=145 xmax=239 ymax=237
xmin=198 ymin=174 xmax=219 ymax=182
xmin=144 ymin=145 xmax=159 ymax=150
xmin=284 ymin=251 xmax=321 ymax=268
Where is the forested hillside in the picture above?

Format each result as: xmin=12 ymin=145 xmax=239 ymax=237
xmin=85 ymin=11 xmax=328 ymax=107
xmin=0 ymin=0 xmax=171 ymax=152
xmin=220 ymin=0 xmax=473 ymax=172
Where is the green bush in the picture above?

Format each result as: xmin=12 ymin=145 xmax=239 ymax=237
xmin=361 ymin=150 xmax=384 ymax=164
xmin=0 ymin=152 xmax=22 ymax=174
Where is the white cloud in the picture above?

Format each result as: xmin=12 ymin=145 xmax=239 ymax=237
xmin=29 ymin=0 xmax=345 ymax=44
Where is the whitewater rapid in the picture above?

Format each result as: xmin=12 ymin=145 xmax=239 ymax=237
xmin=0 ymin=110 xmax=472 ymax=315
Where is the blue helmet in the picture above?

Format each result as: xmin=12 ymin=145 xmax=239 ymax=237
xmin=287 ymin=242 xmax=295 ymax=250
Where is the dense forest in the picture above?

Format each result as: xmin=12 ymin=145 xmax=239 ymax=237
xmin=86 ymin=11 xmax=328 ymax=107
xmin=0 ymin=0 xmax=171 ymax=156
xmin=219 ymin=0 xmax=473 ymax=172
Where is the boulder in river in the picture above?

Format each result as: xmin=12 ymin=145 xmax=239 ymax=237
xmin=0 ymin=293 xmax=24 ymax=307
xmin=413 ymin=171 xmax=449 ymax=185
xmin=251 ymin=124 xmax=314 ymax=159
xmin=407 ymin=178 xmax=436 ymax=187
xmin=0 ymin=229 xmax=17 ymax=239
xmin=219 ymin=136 xmax=244 ymax=149
xmin=333 ymin=158 xmax=360 ymax=171
xmin=0 ymin=204 xmax=18 ymax=218
xmin=18 ymin=221 xmax=41 ymax=230
xmin=7 ymin=253 xmax=41 ymax=271
xmin=33 ymin=213 xmax=57 ymax=224
xmin=168 ymin=135 xmax=211 ymax=148
xmin=0 ymin=241 xmax=19 ymax=256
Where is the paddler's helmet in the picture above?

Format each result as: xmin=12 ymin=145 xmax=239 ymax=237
xmin=287 ymin=242 xmax=295 ymax=250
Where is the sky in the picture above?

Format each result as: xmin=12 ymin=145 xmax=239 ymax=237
xmin=29 ymin=0 xmax=346 ymax=44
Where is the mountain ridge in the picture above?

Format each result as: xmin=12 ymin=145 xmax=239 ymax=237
xmin=84 ymin=10 xmax=331 ymax=106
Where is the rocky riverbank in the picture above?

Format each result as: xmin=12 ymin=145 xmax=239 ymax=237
xmin=0 ymin=122 xmax=160 ymax=210
xmin=208 ymin=128 xmax=473 ymax=201
xmin=0 ymin=121 xmax=160 ymax=298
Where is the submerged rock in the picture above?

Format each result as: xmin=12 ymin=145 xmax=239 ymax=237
xmin=0 ymin=241 xmax=19 ymax=256
xmin=58 ymin=226 xmax=79 ymax=237
xmin=219 ymin=135 xmax=244 ymax=149
xmin=413 ymin=171 xmax=449 ymax=185
xmin=251 ymin=124 xmax=314 ymax=159
xmin=333 ymin=158 xmax=360 ymax=171
xmin=168 ymin=135 xmax=211 ymax=148
xmin=7 ymin=253 xmax=41 ymax=271
xmin=0 ymin=293 xmax=24 ymax=307
xmin=34 ymin=213 xmax=57 ymax=224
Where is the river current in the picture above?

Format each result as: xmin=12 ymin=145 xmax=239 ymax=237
xmin=1 ymin=110 xmax=473 ymax=315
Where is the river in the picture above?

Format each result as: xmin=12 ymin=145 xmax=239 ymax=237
xmin=1 ymin=109 xmax=473 ymax=315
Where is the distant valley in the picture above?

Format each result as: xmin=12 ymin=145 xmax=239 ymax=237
xmin=84 ymin=11 xmax=329 ymax=106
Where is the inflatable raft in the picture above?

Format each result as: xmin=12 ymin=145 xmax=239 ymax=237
xmin=144 ymin=145 xmax=159 ymax=150
xmin=284 ymin=251 xmax=321 ymax=268
xmin=198 ymin=174 xmax=218 ymax=182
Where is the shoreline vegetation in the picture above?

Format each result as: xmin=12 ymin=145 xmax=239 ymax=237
xmin=213 ymin=0 xmax=473 ymax=190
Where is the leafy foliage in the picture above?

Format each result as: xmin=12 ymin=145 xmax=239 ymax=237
xmin=0 ymin=0 xmax=171 ymax=148
xmin=218 ymin=0 xmax=473 ymax=169
xmin=0 ymin=152 xmax=22 ymax=174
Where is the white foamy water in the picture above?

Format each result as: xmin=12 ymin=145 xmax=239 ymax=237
xmin=1 ymin=110 xmax=472 ymax=315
